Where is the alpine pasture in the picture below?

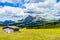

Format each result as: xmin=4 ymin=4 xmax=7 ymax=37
xmin=0 ymin=27 xmax=60 ymax=40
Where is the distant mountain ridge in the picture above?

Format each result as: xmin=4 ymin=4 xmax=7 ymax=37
xmin=0 ymin=15 xmax=59 ymax=25
xmin=24 ymin=15 xmax=35 ymax=23
xmin=0 ymin=20 xmax=15 ymax=25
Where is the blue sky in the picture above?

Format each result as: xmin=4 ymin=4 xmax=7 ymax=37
xmin=0 ymin=0 xmax=59 ymax=8
xmin=0 ymin=0 xmax=60 ymax=21
xmin=0 ymin=1 xmax=25 ymax=8
xmin=57 ymin=0 xmax=60 ymax=2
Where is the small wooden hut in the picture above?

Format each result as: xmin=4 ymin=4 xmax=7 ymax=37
xmin=2 ymin=26 xmax=19 ymax=33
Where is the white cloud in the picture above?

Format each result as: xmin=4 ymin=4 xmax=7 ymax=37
xmin=24 ymin=0 xmax=56 ymax=9
xmin=0 ymin=6 xmax=30 ymax=21
xmin=0 ymin=0 xmax=60 ymax=21
xmin=23 ymin=0 xmax=59 ymax=20
xmin=24 ymin=0 xmax=46 ymax=3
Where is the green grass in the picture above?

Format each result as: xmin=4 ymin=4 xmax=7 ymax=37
xmin=0 ymin=27 xmax=60 ymax=40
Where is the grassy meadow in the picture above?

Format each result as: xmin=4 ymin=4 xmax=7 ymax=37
xmin=0 ymin=27 xmax=60 ymax=40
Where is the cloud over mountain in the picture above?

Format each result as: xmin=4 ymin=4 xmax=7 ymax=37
xmin=0 ymin=0 xmax=60 ymax=21
xmin=0 ymin=6 xmax=29 ymax=21
xmin=24 ymin=0 xmax=57 ymax=19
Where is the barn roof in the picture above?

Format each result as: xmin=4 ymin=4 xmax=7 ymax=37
xmin=3 ymin=26 xmax=19 ymax=29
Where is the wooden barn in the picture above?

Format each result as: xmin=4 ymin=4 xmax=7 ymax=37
xmin=2 ymin=26 xmax=19 ymax=33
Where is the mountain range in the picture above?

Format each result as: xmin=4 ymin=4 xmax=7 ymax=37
xmin=0 ymin=15 xmax=59 ymax=25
